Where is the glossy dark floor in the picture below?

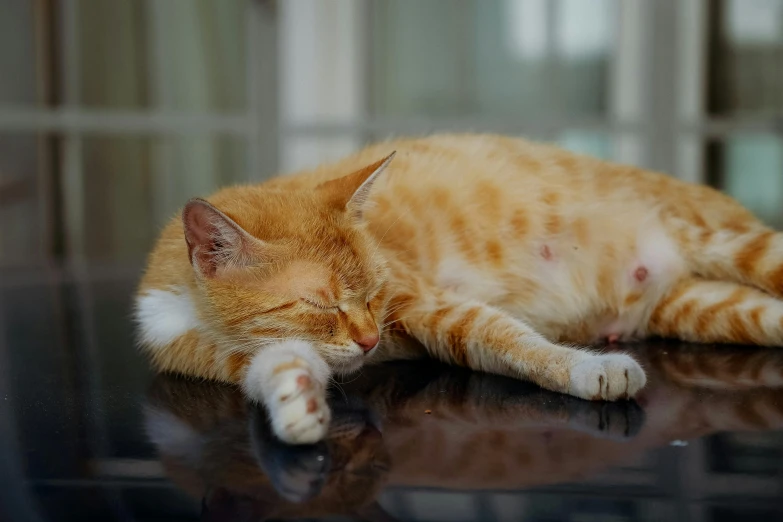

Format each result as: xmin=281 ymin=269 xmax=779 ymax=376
xmin=1 ymin=268 xmax=782 ymax=522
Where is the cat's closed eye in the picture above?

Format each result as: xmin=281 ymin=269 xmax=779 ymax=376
xmin=301 ymin=298 xmax=338 ymax=311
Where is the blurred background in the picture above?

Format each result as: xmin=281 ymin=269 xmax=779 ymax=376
xmin=1 ymin=1 xmax=783 ymax=521
xmin=1 ymin=0 xmax=783 ymax=270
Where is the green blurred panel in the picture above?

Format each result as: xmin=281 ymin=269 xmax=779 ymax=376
xmin=76 ymin=0 xmax=247 ymax=111
xmin=0 ymin=0 xmax=38 ymax=107
xmin=711 ymin=0 xmax=783 ymax=114
xmin=475 ymin=0 xmax=612 ymax=119
xmin=558 ymin=130 xmax=613 ymax=160
xmin=77 ymin=135 xmax=246 ymax=262
xmin=370 ymin=0 xmax=469 ymax=118
xmin=371 ymin=0 xmax=614 ymax=120
xmin=722 ymin=134 xmax=783 ymax=226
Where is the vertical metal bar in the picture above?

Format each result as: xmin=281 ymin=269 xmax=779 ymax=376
xmin=245 ymin=0 xmax=259 ymax=181
xmin=351 ymin=0 xmax=370 ymax=148
xmin=546 ymin=0 xmax=561 ymax=133
xmin=703 ymin=0 xmax=726 ymax=191
xmin=61 ymin=0 xmax=85 ymax=262
xmin=246 ymin=0 xmax=279 ymax=181
xmin=32 ymin=0 xmax=64 ymax=262
xmin=145 ymin=0 xmax=172 ymax=227
xmin=344 ymin=0 xmax=369 ymax=150
xmin=456 ymin=0 xmax=476 ymax=122
xmin=646 ymin=0 xmax=680 ymax=175
xmin=676 ymin=0 xmax=709 ymax=184
xmin=363 ymin=0 xmax=378 ymax=144
xmin=610 ymin=0 xmax=647 ymax=166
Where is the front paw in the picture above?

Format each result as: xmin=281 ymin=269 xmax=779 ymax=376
xmin=569 ymin=353 xmax=647 ymax=401
xmin=268 ymin=360 xmax=331 ymax=445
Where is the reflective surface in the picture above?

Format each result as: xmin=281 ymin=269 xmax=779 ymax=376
xmin=1 ymin=272 xmax=783 ymax=522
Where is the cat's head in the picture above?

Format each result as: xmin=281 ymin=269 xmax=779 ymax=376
xmin=182 ymin=153 xmax=395 ymax=374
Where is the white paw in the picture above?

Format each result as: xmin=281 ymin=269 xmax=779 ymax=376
xmin=569 ymin=353 xmax=647 ymax=401
xmin=268 ymin=361 xmax=331 ymax=445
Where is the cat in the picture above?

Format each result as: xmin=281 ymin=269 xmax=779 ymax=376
xmin=135 ymin=133 xmax=783 ymax=444
xmin=144 ymin=344 xmax=783 ymax=521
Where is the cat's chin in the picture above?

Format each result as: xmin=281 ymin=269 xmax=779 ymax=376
xmin=329 ymin=357 xmax=365 ymax=376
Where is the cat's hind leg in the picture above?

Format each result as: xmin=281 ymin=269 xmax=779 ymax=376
xmin=394 ymin=291 xmax=646 ymax=401
xmin=673 ymin=220 xmax=783 ymax=297
xmin=649 ymin=278 xmax=783 ymax=346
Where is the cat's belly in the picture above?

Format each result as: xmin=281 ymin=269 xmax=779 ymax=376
xmin=432 ymin=218 xmax=688 ymax=346
xmin=551 ymin=311 xmax=655 ymax=345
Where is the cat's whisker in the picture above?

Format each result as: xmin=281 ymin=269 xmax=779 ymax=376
xmin=332 ymin=368 xmax=365 ymax=387
xmin=328 ymin=375 xmax=350 ymax=402
xmin=381 ymin=317 xmax=406 ymax=328
xmin=382 ymin=307 xmax=409 ymax=319
xmin=381 ymin=313 xmax=418 ymax=329
xmin=380 ymin=303 xmax=410 ymax=318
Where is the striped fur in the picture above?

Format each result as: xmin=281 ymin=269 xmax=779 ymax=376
xmin=650 ymin=278 xmax=783 ymax=345
xmin=137 ymin=133 xmax=783 ymax=444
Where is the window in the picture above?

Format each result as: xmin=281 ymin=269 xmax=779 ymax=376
xmin=0 ymin=0 xmax=275 ymax=266
xmin=705 ymin=0 xmax=783 ymax=227
xmin=1 ymin=0 xmax=782 ymax=266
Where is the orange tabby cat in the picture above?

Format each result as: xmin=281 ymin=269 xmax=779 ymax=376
xmin=136 ymin=133 xmax=783 ymax=444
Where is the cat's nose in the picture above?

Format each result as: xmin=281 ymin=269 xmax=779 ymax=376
xmin=355 ymin=333 xmax=379 ymax=353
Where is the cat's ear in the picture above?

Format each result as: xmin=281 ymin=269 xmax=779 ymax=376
xmin=318 ymin=151 xmax=396 ymax=219
xmin=182 ymin=198 xmax=261 ymax=278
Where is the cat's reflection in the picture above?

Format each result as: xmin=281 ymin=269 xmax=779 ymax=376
xmin=248 ymin=396 xmax=389 ymax=504
xmin=144 ymin=344 xmax=783 ymax=521
xmin=145 ymin=376 xmax=390 ymax=521
xmin=145 ymin=360 xmax=642 ymax=520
